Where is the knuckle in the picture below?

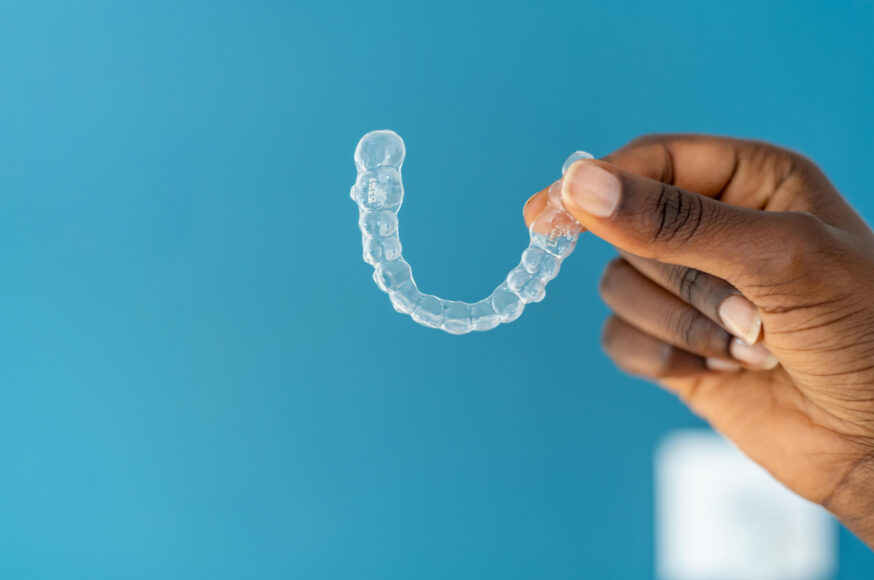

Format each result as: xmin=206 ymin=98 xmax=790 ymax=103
xmin=628 ymin=133 xmax=674 ymax=148
xmin=670 ymin=307 xmax=727 ymax=355
xmin=740 ymin=142 xmax=826 ymax=203
xmin=670 ymin=265 xmax=706 ymax=304
xmin=627 ymin=134 xmax=662 ymax=148
xmin=785 ymin=150 xmax=818 ymax=175
xmin=649 ymin=184 xmax=708 ymax=246
xmin=786 ymin=210 xmax=828 ymax=235
xmin=767 ymin=211 xmax=833 ymax=276
xmin=778 ymin=148 xmax=821 ymax=181
xmin=737 ymin=210 xmax=840 ymax=305
xmin=673 ymin=308 xmax=702 ymax=348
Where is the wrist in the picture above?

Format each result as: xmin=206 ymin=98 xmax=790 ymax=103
xmin=822 ymin=450 xmax=874 ymax=549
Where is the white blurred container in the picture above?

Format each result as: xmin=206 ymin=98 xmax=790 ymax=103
xmin=655 ymin=429 xmax=837 ymax=580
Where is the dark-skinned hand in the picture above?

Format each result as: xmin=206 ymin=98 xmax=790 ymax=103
xmin=523 ymin=135 xmax=874 ymax=548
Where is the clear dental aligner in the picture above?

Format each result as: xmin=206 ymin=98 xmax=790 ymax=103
xmin=351 ymin=130 xmax=592 ymax=334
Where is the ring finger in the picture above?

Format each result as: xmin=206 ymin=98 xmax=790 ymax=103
xmin=599 ymin=258 xmax=777 ymax=370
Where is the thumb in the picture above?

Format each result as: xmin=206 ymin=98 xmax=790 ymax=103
xmin=561 ymin=159 xmax=811 ymax=287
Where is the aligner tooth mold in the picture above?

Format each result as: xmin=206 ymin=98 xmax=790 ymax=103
xmin=352 ymin=129 xmax=593 ymax=334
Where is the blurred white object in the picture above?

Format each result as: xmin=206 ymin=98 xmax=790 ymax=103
xmin=655 ymin=429 xmax=837 ymax=580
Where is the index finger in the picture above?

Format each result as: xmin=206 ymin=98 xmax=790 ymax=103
xmin=603 ymin=134 xmax=800 ymax=211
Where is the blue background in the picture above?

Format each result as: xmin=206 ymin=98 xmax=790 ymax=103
xmin=0 ymin=0 xmax=872 ymax=577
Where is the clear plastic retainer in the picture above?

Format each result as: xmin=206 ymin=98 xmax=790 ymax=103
xmin=352 ymin=129 xmax=592 ymax=334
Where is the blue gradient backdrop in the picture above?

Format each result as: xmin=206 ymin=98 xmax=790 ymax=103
xmin=0 ymin=1 xmax=872 ymax=578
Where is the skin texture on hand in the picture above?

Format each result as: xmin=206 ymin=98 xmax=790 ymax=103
xmin=524 ymin=135 xmax=874 ymax=549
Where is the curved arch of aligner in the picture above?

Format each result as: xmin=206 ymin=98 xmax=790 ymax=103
xmin=351 ymin=130 xmax=591 ymax=335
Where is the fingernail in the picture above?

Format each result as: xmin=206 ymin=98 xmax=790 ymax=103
xmin=561 ymin=161 xmax=620 ymax=218
xmin=706 ymin=357 xmax=741 ymax=372
xmin=718 ymin=294 xmax=762 ymax=345
xmin=730 ymin=338 xmax=778 ymax=370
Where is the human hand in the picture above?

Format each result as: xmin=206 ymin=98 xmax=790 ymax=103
xmin=523 ymin=135 xmax=874 ymax=548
